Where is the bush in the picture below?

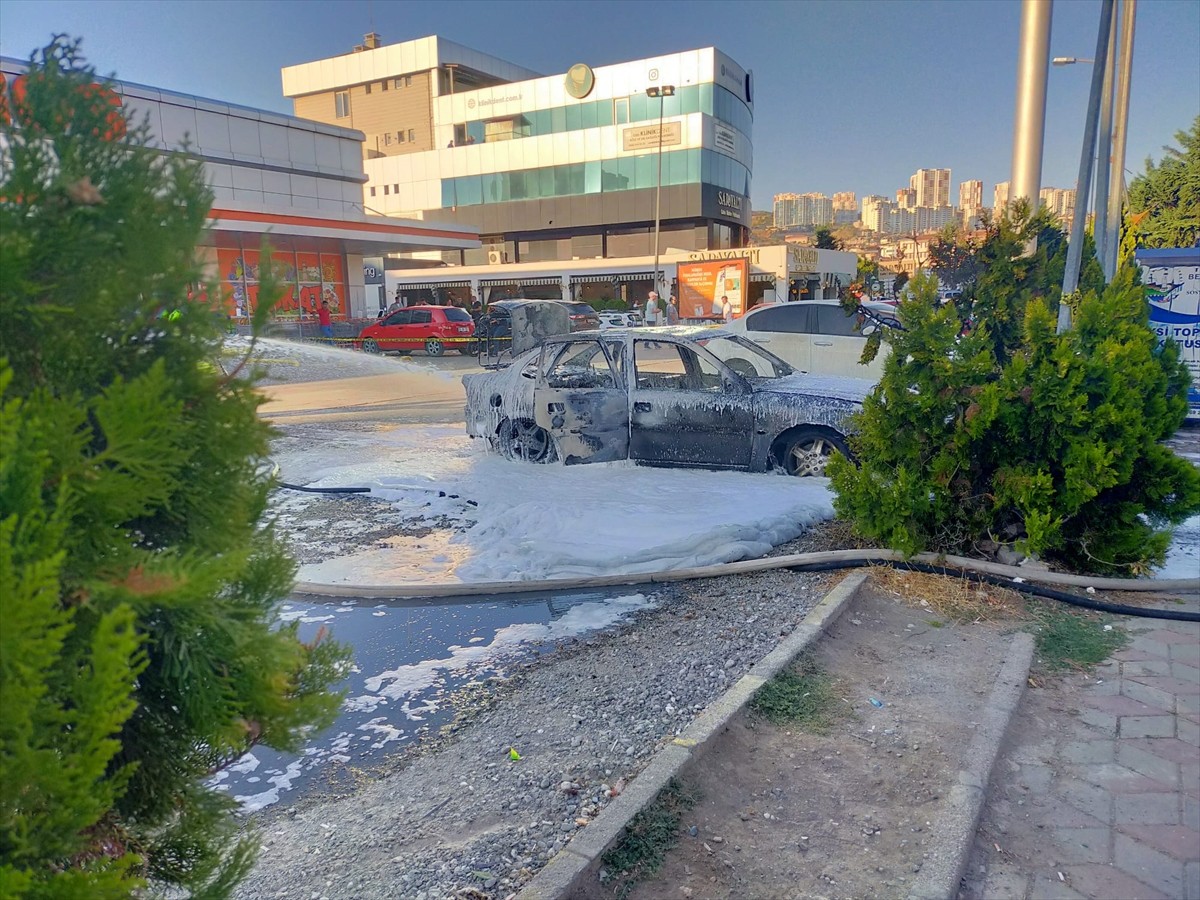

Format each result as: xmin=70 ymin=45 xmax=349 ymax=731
xmin=0 ymin=38 xmax=347 ymax=895
xmin=828 ymin=206 xmax=1200 ymax=574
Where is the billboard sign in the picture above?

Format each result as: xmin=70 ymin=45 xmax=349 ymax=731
xmin=1136 ymin=247 xmax=1200 ymax=420
xmin=677 ymin=258 xmax=747 ymax=318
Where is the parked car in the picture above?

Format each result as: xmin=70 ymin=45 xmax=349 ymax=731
xmin=359 ymin=305 xmax=476 ymax=357
xmin=722 ymin=300 xmax=899 ymax=379
xmin=554 ymin=300 xmax=601 ymax=331
xmin=597 ymin=310 xmax=642 ymax=329
xmin=463 ymin=327 xmax=871 ymax=476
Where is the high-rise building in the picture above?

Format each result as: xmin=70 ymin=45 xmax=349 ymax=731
xmin=1039 ymin=187 xmax=1076 ymax=228
xmin=896 ymin=188 xmax=916 ymax=209
xmin=994 ymin=181 xmax=1011 ymax=212
xmin=772 ymin=192 xmax=832 ymax=228
xmin=832 ymin=191 xmax=857 ymax=211
xmin=861 ymin=195 xmax=892 ymax=232
xmin=959 ymin=180 xmax=983 ymax=215
xmin=910 ymin=168 xmax=951 ymax=208
xmin=284 ymin=35 xmax=754 ymax=264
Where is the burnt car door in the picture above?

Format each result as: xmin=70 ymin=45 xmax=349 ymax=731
xmin=533 ymin=339 xmax=629 ymax=464
xmin=628 ymin=338 xmax=754 ymax=468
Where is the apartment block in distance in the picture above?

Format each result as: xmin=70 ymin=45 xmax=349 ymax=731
xmin=282 ymin=34 xmax=754 ymax=269
xmin=910 ymin=168 xmax=951 ymax=209
xmin=773 ymin=192 xmax=833 ymax=228
xmin=959 ymin=179 xmax=983 ymax=223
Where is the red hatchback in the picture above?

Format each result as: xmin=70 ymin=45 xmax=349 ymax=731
xmin=359 ymin=305 xmax=476 ymax=357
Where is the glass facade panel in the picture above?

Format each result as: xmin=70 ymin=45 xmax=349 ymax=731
xmin=629 ymin=91 xmax=649 ymax=122
xmin=699 ymin=83 xmax=713 ymax=115
xmin=436 ymin=148 xmax=740 ymax=208
xmin=565 ymin=105 xmax=582 ymax=131
xmin=680 ymin=87 xmax=699 ymax=115
xmin=614 ymin=97 xmax=629 ymax=125
xmin=551 ymin=107 xmax=566 ymax=133
xmin=467 ymin=121 xmax=485 ymax=143
xmin=661 ymin=92 xmax=681 ymax=118
xmin=584 ymin=160 xmax=601 ymax=194
xmin=581 ymin=102 xmax=598 ymax=130
xmin=594 ymin=101 xmax=613 ymax=127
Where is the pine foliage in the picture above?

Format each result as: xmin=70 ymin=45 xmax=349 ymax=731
xmin=828 ymin=205 xmax=1200 ymax=574
xmin=1127 ymin=116 xmax=1200 ymax=250
xmin=0 ymin=38 xmax=347 ymax=896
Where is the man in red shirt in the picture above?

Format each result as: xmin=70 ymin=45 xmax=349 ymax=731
xmin=317 ymin=300 xmax=333 ymax=342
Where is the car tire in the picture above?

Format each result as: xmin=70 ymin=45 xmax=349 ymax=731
xmin=775 ymin=427 xmax=851 ymax=477
xmin=725 ymin=357 xmax=757 ymax=378
xmin=498 ymin=418 xmax=554 ymax=464
xmin=425 ymin=338 xmax=445 ymax=357
xmin=362 ymin=338 xmax=380 ymax=354
xmin=459 ymin=345 xmax=475 ymax=356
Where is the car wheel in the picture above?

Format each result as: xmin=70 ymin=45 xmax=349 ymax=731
xmin=459 ymin=344 xmax=475 ymax=356
xmin=425 ymin=338 xmax=445 ymax=357
xmin=362 ymin=338 xmax=380 ymax=354
xmin=726 ymin=357 xmax=757 ymax=378
xmin=499 ymin=418 xmax=554 ymax=463
xmin=776 ymin=427 xmax=851 ymax=477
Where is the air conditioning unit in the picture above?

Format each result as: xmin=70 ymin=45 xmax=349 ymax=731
xmin=487 ymin=249 xmax=507 ymax=265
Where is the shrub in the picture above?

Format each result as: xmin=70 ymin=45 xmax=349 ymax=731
xmin=828 ymin=206 xmax=1200 ymax=574
xmin=0 ymin=38 xmax=347 ymax=896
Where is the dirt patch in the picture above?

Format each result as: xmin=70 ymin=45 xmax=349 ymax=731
xmin=600 ymin=581 xmax=1018 ymax=900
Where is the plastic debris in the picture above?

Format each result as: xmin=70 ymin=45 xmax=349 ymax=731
xmin=509 ymin=747 xmax=521 ymax=761
xmin=869 ymin=698 xmax=884 ymax=708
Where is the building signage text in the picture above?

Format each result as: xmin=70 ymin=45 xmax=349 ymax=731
xmin=714 ymin=123 xmax=737 ymax=156
xmin=789 ymin=246 xmax=820 ymax=271
xmin=686 ymin=248 xmax=760 ymax=264
xmin=468 ymin=92 xmax=523 ymax=110
xmin=621 ymin=121 xmax=682 ymax=152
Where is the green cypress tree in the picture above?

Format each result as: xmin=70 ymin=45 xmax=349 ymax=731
xmin=828 ymin=205 xmax=1200 ymax=574
xmin=0 ymin=38 xmax=347 ymax=895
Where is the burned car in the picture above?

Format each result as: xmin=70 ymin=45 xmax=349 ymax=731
xmin=463 ymin=327 xmax=871 ymax=476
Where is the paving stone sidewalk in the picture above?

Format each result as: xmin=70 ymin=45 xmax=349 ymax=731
xmin=960 ymin=606 xmax=1200 ymax=900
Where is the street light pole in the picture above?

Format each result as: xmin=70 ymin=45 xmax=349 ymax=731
xmin=647 ymin=85 xmax=675 ymax=299
xmin=1010 ymin=0 xmax=1054 ymax=210
xmin=1058 ymin=0 xmax=1115 ymax=332
xmin=1103 ymin=0 xmax=1136 ymax=282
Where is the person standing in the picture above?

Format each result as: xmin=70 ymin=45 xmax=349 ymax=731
xmin=665 ymin=293 xmax=680 ymax=325
xmin=644 ymin=291 xmax=661 ymax=327
xmin=711 ymin=293 xmax=724 ymax=317
xmin=317 ymin=300 xmax=334 ymax=342
xmin=722 ymin=295 xmax=734 ymax=323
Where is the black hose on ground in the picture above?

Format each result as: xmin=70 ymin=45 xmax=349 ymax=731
xmin=278 ymin=482 xmax=372 ymax=494
xmin=786 ymin=559 xmax=1200 ymax=622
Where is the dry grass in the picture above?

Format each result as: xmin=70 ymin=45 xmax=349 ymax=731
xmin=867 ymin=566 xmax=1029 ymax=624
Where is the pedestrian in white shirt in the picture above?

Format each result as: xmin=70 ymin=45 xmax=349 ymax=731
xmin=722 ymin=296 xmax=734 ymax=322
xmin=644 ymin=291 xmax=661 ymax=327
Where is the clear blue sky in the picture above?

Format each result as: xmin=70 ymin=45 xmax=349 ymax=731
xmin=2 ymin=0 xmax=1196 ymax=212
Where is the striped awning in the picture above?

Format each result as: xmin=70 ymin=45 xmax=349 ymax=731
xmin=394 ymin=280 xmax=471 ymax=289
xmin=479 ymin=276 xmax=563 ymax=286
xmin=614 ymin=272 xmax=654 ymax=281
xmin=571 ymin=274 xmax=621 ymax=284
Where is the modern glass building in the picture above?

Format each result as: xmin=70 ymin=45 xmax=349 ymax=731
xmin=281 ymin=36 xmax=753 ymax=277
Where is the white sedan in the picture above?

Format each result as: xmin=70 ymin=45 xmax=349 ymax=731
xmin=598 ymin=311 xmax=642 ymax=329
xmin=723 ymin=300 xmax=897 ymax=380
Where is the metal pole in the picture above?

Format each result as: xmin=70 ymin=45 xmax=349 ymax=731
xmin=1010 ymin=0 xmax=1054 ymax=209
xmin=1059 ymin=0 xmax=1115 ymax=332
xmin=652 ymin=93 xmax=664 ymax=297
xmin=1103 ymin=0 xmax=1136 ymax=281
xmin=1092 ymin=0 xmax=1119 ymax=272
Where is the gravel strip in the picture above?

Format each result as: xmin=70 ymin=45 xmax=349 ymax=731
xmin=234 ymin=532 xmax=840 ymax=900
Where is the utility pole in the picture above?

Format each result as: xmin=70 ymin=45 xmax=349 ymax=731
xmin=1010 ymin=0 xmax=1054 ymax=211
xmin=1102 ymin=0 xmax=1136 ymax=281
xmin=1092 ymin=0 xmax=1119 ymax=272
xmin=1059 ymin=0 xmax=1115 ymax=332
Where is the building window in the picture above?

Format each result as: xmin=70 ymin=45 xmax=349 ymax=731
xmin=614 ymin=97 xmax=630 ymax=125
xmin=408 ymin=128 xmax=416 ymax=142
xmin=381 ymin=80 xmax=389 ymax=91
xmin=394 ymin=75 xmax=412 ymax=88
xmin=334 ymin=91 xmax=350 ymax=118
xmin=398 ymin=129 xmax=406 ymax=143
xmin=369 ymin=186 xmax=376 ymax=197
xmin=383 ymin=133 xmax=392 ymax=146
xmin=364 ymin=82 xmax=372 ymax=95
xmin=384 ymin=185 xmax=390 ymax=195
xmin=393 ymin=183 xmax=399 ymax=192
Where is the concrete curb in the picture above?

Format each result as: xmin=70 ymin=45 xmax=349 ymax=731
xmin=515 ymin=569 xmax=868 ymax=900
xmin=907 ymin=630 xmax=1036 ymax=900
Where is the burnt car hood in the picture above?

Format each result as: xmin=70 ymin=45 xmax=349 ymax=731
xmin=750 ymin=373 xmax=874 ymax=404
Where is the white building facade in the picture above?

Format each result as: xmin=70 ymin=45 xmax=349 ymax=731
xmin=282 ymin=38 xmax=754 ymax=280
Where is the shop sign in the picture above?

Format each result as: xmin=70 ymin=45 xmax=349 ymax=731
xmin=621 ymin=121 xmax=682 ymax=152
xmin=700 ymin=184 xmax=750 ymax=226
xmin=686 ymin=248 xmax=760 ymax=264
xmin=677 ymin=258 xmax=747 ymax=317
xmin=467 ymin=91 xmax=523 ymax=111
xmin=714 ymin=122 xmax=737 ymax=156
xmin=788 ymin=246 xmax=820 ymax=271
xmin=715 ymin=55 xmax=748 ymax=99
